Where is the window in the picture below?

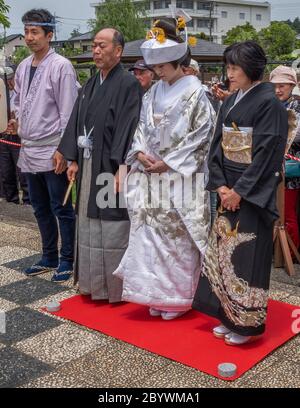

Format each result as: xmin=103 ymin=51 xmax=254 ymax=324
xmin=239 ymin=12 xmax=245 ymax=20
xmin=144 ymin=1 xmax=151 ymax=10
xmin=197 ymin=19 xmax=210 ymax=28
xmin=221 ymin=11 xmax=227 ymax=18
xmin=153 ymin=0 xmax=162 ymax=9
xmin=153 ymin=0 xmax=171 ymax=9
xmin=256 ymin=14 xmax=262 ymax=21
xmin=186 ymin=19 xmax=194 ymax=28
xmin=197 ymin=1 xmax=211 ymax=10
xmin=176 ymin=1 xmax=194 ymax=9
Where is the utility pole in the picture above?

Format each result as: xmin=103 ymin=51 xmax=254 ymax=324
xmin=209 ymin=1 xmax=215 ymax=42
xmin=53 ymin=12 xmax=57 ymax=41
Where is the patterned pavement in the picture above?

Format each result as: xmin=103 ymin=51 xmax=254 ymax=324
xmin=0 ymin=201 xmax=300 ymax=388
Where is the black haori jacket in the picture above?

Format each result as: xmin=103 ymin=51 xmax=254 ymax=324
xmin=58 ymin=63 xmax=143 ymax=220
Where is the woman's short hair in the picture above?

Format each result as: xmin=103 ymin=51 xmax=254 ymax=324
xmin=223 ymin=41 xmax=267 ymax=81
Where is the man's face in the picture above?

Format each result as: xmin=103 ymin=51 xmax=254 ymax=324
xmin=24 ymin=25 xmax=53 ymax=53
xmin=133 ymin=68 xmax=153 ymax=91
xmin=92 ymin=30 xmax=122 ymax=71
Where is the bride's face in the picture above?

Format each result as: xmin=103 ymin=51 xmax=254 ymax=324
xmin=152 ymin=62 xmax=182 ymax=83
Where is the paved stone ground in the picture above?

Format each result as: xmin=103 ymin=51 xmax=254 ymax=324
xmin=0 ymin=199 xmax=300 ymax=388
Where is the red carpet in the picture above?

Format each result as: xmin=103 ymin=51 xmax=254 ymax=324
xmin=49 ymin=296 xmax=300 ymax=381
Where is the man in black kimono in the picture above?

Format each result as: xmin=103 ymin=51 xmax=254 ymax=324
xmin=55 ymin=28 xmax=143 ymax=302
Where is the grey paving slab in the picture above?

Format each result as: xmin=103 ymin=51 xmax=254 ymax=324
xmin=0 ymin=347 xmax=53 ymax=388
xmin=0 ymin=266 xmax=27 ymax=286
xmin=0 ymin=298 xmax=19 ymax=313
xmin=131 ymin=362 xmax=231 ymax=388
xmin=22 ymin=339 xmax=173 ymax=388
xmin=0 ymin=246 xmax=38 ymax=265
xmin=14 ymin=324 xmax=109 ymax=366
xmin=0 ymin=277 xmax=68 ymax=306
xmin=0 ymin=307 xmax=63 ymax=345
xmin=240 ymin=360 xmax=300 ymax=388
xmin=2 ymin=254 xmax=44 ymax=273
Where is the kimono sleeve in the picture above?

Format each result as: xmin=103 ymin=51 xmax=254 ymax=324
xmin=51 ymin=61 xmax=78 ymax=132
xmin=125 ymin=92 xmax=149 ymax=165
xmin=57 ymin=92 xmax=80 ymax=162
xmin=233 ymin=98 xmax=288 ymax=208
xmin=206 ymin=104 xmax=227 ymax=191
xmin=162 ymin=90 xmax=215 ymax=178
xmin=110 ymin=79 xmax=143 ymax=165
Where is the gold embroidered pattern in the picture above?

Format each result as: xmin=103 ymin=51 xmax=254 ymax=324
xmin=202 ymin=215 xmax=268 ymax=328
xmin=222 ymin=128 xmax=252 ymax=164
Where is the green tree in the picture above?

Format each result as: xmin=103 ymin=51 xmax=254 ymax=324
xmin=224 ymin=22 xmax=259 ymax=45
xmin=259 ymin=21 xmax=296 ymax=59
xmin=89 ymin=0 xmax=147 ymax=42
xmin=0 ymin=0 xmax=10 ymax=28
xmin=195 ymin=32 xmax=209 ymax=41
xmin=69 ymin=28 xmax=82 ymax=39
xmin=12 ymin=46 xmax=31 ymax=65
xmin=286 ymin=17 xmax=300 ymax=34
xmin=57 ymin=43 xmax=83 ymax=58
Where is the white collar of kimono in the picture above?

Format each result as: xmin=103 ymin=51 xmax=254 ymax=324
xmin=234 ymin=82 xmax=261 ymax=106
xmin=99 ymin=71 xmax=105 ymax=85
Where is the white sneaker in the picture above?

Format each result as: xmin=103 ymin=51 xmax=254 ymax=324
xmin=225 ymin=332 xmax=261 ymax=346
xmin=149 ymin=308 xmax=162 ymax=317
xmin=161 ymin=311 xmax=187 ymax=320
xmin=213 ymin=325 xmax=231 ymax=339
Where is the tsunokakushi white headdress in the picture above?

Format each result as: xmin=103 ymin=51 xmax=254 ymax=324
xmin=140 ymin=6 xmax=195 ymax=66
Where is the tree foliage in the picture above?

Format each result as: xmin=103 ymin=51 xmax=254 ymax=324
xmin=223 ymin=22 xmax=259 ymax=45
xmin=224 ymin=21 xmax=298 ymax=61
xmin=259 ymin=21 xmax=296 ymax=59
xmin=286 ymin=17 xmax=300 ymax=34
xmin=89 ymin=0 xmax=147 ymax=42
xmin=0 ymin=0 xmax=10 ymax=28
xmin=12 ymin=46 xmax=31 ymax=65
xmin=69 ymin=28 xmax=82 ymax=39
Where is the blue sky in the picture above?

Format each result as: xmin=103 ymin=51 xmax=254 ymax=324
xmin=2 ymin=0 xmax=300 ymax=40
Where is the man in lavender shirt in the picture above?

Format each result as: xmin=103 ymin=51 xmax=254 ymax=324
xmin=11 ymin=9 xmax=78 ymax=282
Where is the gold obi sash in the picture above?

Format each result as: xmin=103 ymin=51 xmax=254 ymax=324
xmin=222 ymin=126 xmax=253 ymax=164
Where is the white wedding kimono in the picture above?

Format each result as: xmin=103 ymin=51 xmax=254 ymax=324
xmin=113 ymin=75 xmax=215 ymax=311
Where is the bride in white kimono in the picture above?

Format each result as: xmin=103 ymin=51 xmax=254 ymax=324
xmin=114 ymin=17 xmax=215 ymax=319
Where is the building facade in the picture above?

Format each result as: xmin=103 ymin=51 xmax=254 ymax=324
xmin=91 ymin=0 xmax=271 ymax=44
xmin=3 ymin=34 xmax=26 ymax=58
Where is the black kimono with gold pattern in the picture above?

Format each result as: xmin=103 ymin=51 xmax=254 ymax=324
xmin=192 ymin=83 xmax=288 ymax=336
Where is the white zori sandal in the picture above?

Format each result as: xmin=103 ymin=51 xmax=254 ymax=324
xmin=213 ymin=325 xmax=231 ymax=339
xmin=225 ymin=332 xmax=262 ymax=346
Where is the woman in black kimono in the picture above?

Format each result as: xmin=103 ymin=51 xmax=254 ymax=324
xmin=192 ymin=41 xmax=288 ymax=346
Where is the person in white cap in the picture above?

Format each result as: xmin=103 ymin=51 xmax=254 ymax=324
xmin=182 ymin=58 xmax=199 ymax=77
xmin=270 ymin=65 xmax=300 ymax=256
xmin=114 ymin=16 xmax=215 ymax=320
